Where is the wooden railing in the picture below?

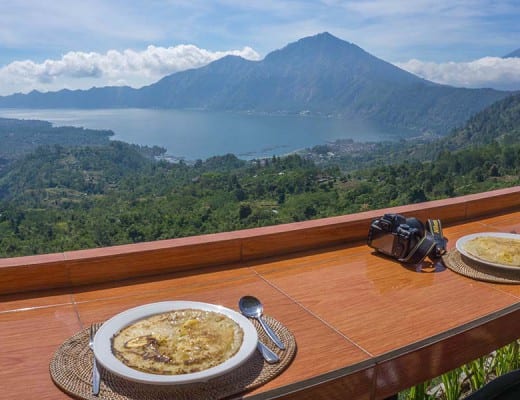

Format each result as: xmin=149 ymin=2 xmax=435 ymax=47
xmin=1 ymin=186 xmax=519 ymax=295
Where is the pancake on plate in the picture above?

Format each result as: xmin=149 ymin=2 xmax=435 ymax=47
xmin=463 ymin=235 xmax=520 ymax=267
xmin=111 ymin=308 xmax=244 ymax=375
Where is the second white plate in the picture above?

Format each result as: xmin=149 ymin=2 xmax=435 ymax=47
xmin=456 ymin=232 xmax=520 ymax=270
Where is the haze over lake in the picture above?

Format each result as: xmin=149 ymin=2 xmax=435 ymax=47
xmin=0 ymin=108 xmax=412 ymax=161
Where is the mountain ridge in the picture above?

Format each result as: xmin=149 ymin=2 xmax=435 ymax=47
xmin=504 ymin=48 xmax=520 ymax=58
xmin=0 ymin=32 xmax=512 ymax=135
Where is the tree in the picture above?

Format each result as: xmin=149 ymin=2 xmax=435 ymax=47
xmin=239 ymin=204 xmax=252 ymax=219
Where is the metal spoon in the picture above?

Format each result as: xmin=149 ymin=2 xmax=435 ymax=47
xmin=239 ymin=295 xmax=285 ymax=350
xmin=256 ymin=340 xmax=280 ymax=364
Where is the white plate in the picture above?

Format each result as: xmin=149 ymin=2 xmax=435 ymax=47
xmin=456 ymin=232 xmax=520 ymax=270
xmin=93 ymin=301 xmax=258 ymax=385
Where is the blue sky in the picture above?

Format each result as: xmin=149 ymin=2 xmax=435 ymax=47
xmin=0 ymin=0 xmax=519 ymax=95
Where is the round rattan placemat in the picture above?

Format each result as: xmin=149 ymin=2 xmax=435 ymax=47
xmin=50 ymin=315 xmax=296 ymax=400
xmin=443 ymin=249 xmax=520 ymax=284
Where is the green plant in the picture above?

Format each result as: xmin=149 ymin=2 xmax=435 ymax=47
xmin=461 ymin=356 xmax=487 ymax=392
xmin=492 ymin=341 xmax=520 ymax=378
xmin=440 ymin=369 xmax=463 ymax=400
xmin=403 ymin=381 xmax=434 ymax=400
xmin=400 ymin=339 xmax=520 ymax=400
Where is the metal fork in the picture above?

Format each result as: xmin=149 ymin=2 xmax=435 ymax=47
xmin=88 ymin=323 xmax=101 ymax=396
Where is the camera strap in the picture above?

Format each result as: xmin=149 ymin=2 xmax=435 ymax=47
xmin=398 ymin=233 xmax=436 ymax=264
xmin=398 ymin=219 xmax=447 ymax=264
xmin=427 ymin=219 xmax=447 ymax=258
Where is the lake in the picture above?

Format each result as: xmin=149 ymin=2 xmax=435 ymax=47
xmin=0 ymin=108 xmax=412 ymax=161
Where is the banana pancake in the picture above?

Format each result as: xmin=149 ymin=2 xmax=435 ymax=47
xmin=463 ymin=235 xmax=520 ymax=267
xmin=111 ymin=308 xmax=244 ymax=375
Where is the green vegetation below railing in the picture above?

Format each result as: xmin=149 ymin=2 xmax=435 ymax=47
xmin=0 ymin=93 xmax=519 ymax=258
xmin=0 ymin=139 xmax=518 ymax=258
xmin=400 ymin=340 xmax=520 ymax=400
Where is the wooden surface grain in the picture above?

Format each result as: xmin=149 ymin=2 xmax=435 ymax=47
xmin=0 ymin=188 xmax=519 ymax=400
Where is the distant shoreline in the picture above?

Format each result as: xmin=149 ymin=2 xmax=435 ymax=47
xmin=0 ymin=108 xmax=418 ymax=162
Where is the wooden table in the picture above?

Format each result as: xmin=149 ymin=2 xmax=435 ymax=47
xmin=1 ymin=187 xmax=519 ymax=400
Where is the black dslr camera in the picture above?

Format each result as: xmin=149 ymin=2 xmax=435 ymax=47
xmin=367 ymin=213 xmax=446 ymax=264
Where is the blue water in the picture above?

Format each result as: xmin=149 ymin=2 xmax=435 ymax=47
xmin=0 ymin=108 xmax=411 ymax=160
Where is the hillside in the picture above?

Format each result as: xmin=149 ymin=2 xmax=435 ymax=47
xmin=0 ymin=141 xmax=153 ymax=200
xmin=0 ymin=33 xmax=510 ymax=135
xmin=442 ymin=93 xmax=520 ymax=149
xmin=1 ymin=91 xmax=519 ymax=257
xmin=304 ymin=92 xmax=520 ymax=170
xmin=0 ymin=117 xmax=114 ymax=168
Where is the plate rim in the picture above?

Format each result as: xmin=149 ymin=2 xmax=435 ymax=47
xmin=93 ymin=300 xmax=258 ymax=385
xmin=455 ymin=232 xmax=520 ymax=270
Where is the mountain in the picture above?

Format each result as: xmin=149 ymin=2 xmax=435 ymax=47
xmin=0 ymin=86 xmax=139 ymax=108
xmin=442 ymin=92 xmax=520 ymax=149
xmin=139 ymin=33 xmax=426 ymax=111
xmin=0 ymin=32 xmax=511 ymax=135
xmin=504 ymin=48 xmax=520 ymax=58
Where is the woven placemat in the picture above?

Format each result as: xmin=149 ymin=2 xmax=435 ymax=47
xmin=443 ymin=249 xmax=520 ymax=284
xmin=50 ymin=315 xmax=296 ymax=400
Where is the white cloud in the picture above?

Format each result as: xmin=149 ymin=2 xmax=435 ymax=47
xmin=395 ymin=57 xmax=520 ymax=91
xmin=1 ymin=37 xmax=519 ymax=97
xmin=0 ymin=44 xmax=261 ymax=96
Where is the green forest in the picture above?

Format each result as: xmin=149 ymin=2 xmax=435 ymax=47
xmin=0 ymin=93 xmax=519 ymax=258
